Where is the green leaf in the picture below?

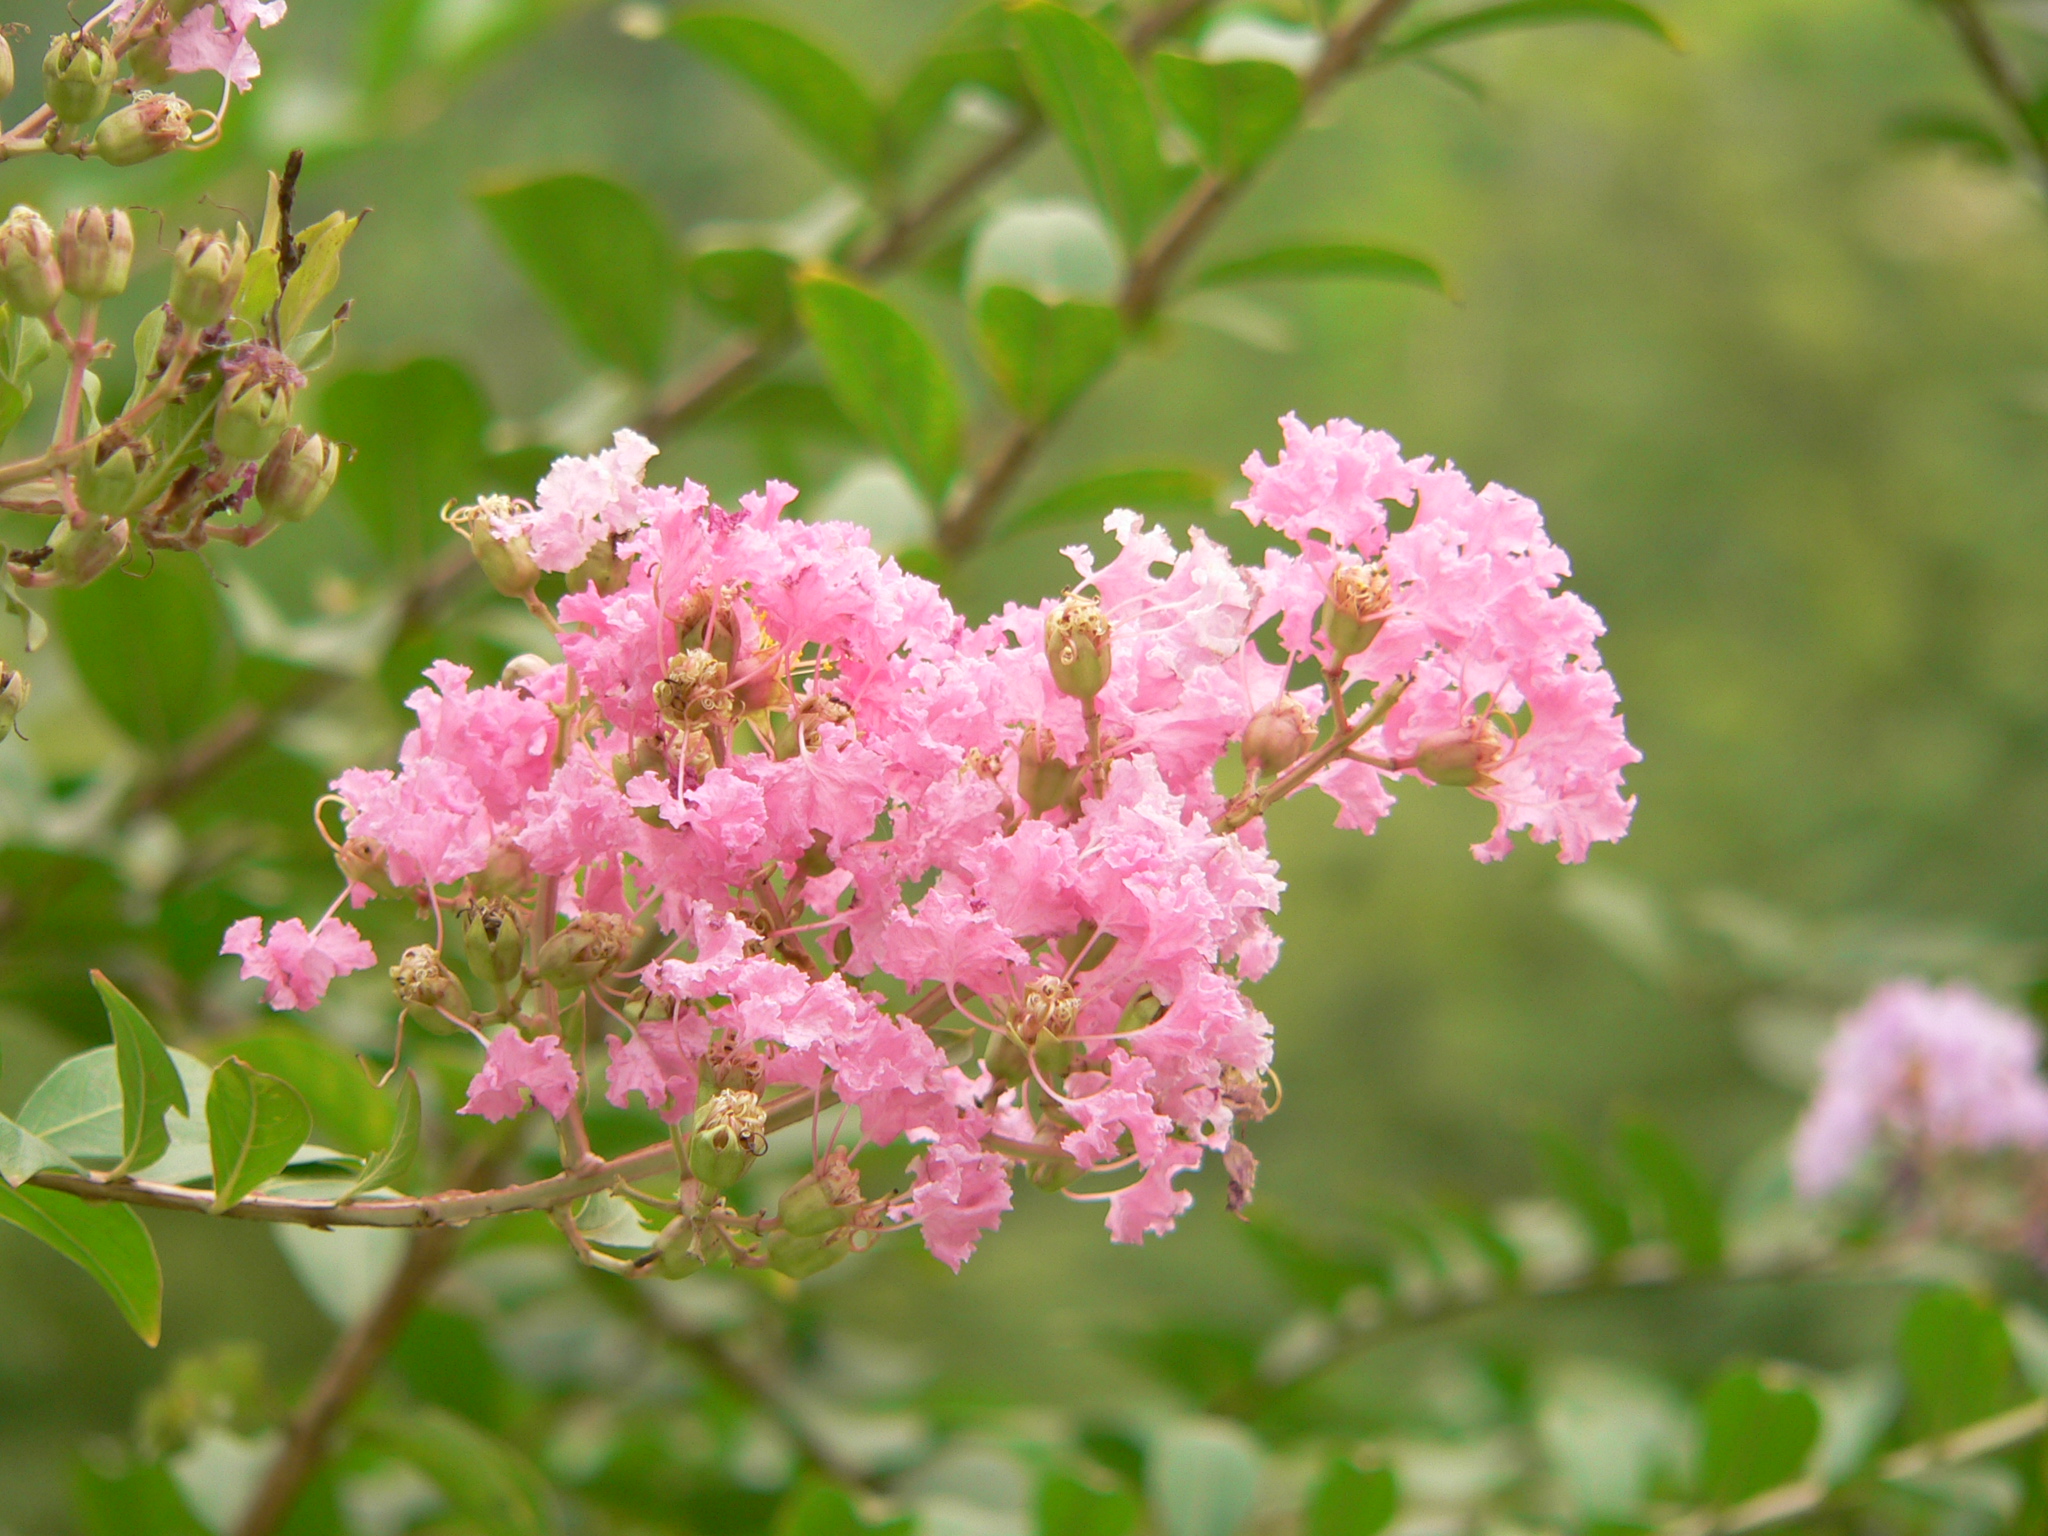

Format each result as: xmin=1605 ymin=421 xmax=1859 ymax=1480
xmin=1697 ymin=1369 xmax=1819 ymax=1505
xmin=671 ymin=12 xmax=885 ymax=182
xmin=776 ymin=1479 xmax=914 ymax=1536
xmin=0 ymin=374 xmax=26 ymax=452
xmin=72 ymin=1459 xmax=211 ymax=1536
xmin=1239 ymin=1217 xmax=1384 ymax=1309
xmin=1534 ymin=1125 xmax=1631 ymax=1259
xmin=1617 ymin=1119 xmax=1721 ymax=1271
xmin=341 ymin=1070 xmax=420 ymax=1203
xmin=1887 ymin=109 xmax=2014 ymax=167
xmin=17 ymin=1046 xmax=212 ymax=1180
xmin=1195 ymin=243 xmax=1450 ymax=297
xmin=320 ymin=357 xmax=489 ymax=569
xmin=54 ymin=553 xmax=234 ymax=749
xmin=1899 ymin=1288 xmax=2016 ymax=1437
xmin=688 ymin=245 xmax=798 ymax=334
xmin=997 ymin=466 xmax=1218 ymax=542
xmin=795 ymin=272 xmax=963 ymax=503
xmin=1042 ymin=1471 xmax=1140 ymax=1536
xmin=363 ymin=1406 xmax=558 ymax=1536
xmin=0 ymin=1108 xmax=76 ymax=1185
xmin=125 ymin=308 xmax=166 ymax=416
xmin=1305 ymin=1460 xmax=1397 ymax=1536
xmin=205 ymin=1057 xmax=312 ymax=1213
xmin=1147 ymin=1420 xmax=1262 ymax=1536
xmin=208 ymin=1029 xmax=392 ymax=1156
xmin=278 ymin=211 xmax=362 ymax=343
xmin=1009 ymin=2 xmax=1172 ymax=251
xmin=1384 ymin=0 xmax=1681 ymax=59
xmin=235 ymin=246 xmax=281 ymax=334
xmin=975 ymin=284 xmax=1121 ymax=423
xmin=0 ymin=1179 xmax=161 ymax=1344
xmin=94 ymin=971 xmax=188 ymax=1178
xmin=476 ymin=173 xmax=675 ymax=381
xmin=890 ymin=15 xmax=1032 ymax=152
xmin=0 ymin=564 xmax=45 ymax=651
xmin=1154 ymin=55 xmax=1302 ymax=176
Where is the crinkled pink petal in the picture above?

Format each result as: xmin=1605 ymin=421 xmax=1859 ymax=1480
xmin=462 ymin=1030 xmax=580 ymax=1122
xmin=221 ymin=916 xmax=375 ymax=1011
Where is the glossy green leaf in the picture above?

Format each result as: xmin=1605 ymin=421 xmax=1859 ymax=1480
xmin=1617 ymin=1118 xmax=1721 ymax=1271
xmin=1899 ymin=1288 xmax=2016 ymax=1437
xmin=1305 ymin=1460 xmax=1397 ymax=1536
xmin=1009 ymin=2 xmax=1172 ymax=250
xmin=476 ymin=172 xmax=675 ymax=380
xmin=0 ymin=1179 xmax=161 ymax=1344
xmin=54 ymin=554 xmax=234 ymax=749
xmin=363 ymin=1405 xmax=558 ymax=1536
xmin=208 ymin=1029 xmax=391 ymax=1156
xmin=1697 ymin=1369 xmax=1819 ymax=1505
xmin=278 ymin=211 xmax=362 ymax=343
xmin=1383 ymin=0 xmax=1680 ymax=59
xmin=975 ymin=284 xmax=1121 ymax=423
xmin=1148 ymin=1420 xmax=1261 ymax=1536
xmin=341 ymin=1070 xmax=420 ymax=1203
xmin=1196 ymin=243 xmax=1450 ymax=296
xmin=1154 ymin=54 xmax=1302 ymax=176
xmin=205 ymin=1057 xmax=312 ymax=1213
xmin=1535 ymin=1125 xmax=1631 ymax=1258
xmin=688 ymin=245 xmax=798 ymax=334
xmin=997 ymin=466 xmax=1217 ymax=542
xmin=796 ymin=272 xmax=962 ymax=502
xmin=1042 ymin=1471 xmax=1140 ymax=1536
xmin=94 ymin=971 xmax=188 ymax=1178
xmin=671 ymin=12 xmax=885 ymax=181
xmin=320 ymin=357 xmax=489 ymax=568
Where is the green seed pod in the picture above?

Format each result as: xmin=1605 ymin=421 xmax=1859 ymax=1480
xmin=987 ymin=1031 xmax=1029 ymax=1088
xmin=1321 ymin=561 xmax=1392 ymax=660
xmin=533 ymin=911 xmax=632 ymax=991
xmin=1016 ymin=724 xmax=1077 ymax=816
xmin=460 ymin=499 xmax=542 ymax=598
xmin=92 ymin=92 xmax=193 ymax=168
xmin=1413 ymin=722 xmax=1504 ymax=789
xmin=460 ymin=897 xmax=525 ymax=991
xmin=76 ymin=441 xmax=143 ymax=517
xmin=214 ymin=350 xmax=298 ymax=463
xmin=45 ymin=514 xmax=128 ymax=587
xmin=42 ymin=33 xmax=112 ymax=127
xmin=687 ymin=1089 xmax=766 ymax=1190
xmin=1027 ymin=1119 xmax=1081 ymax=1192
xmin=764 ymin=1228 xmax=851 ymax=1279
xmin=168 ymin=226 xmax=248 ymax=329
xmin=0 ymin=661 xmax=29 ymax=738
xmin=776 ymin=1147 xmax=862 ymax=1238
xmin=0 ymin=206 xmax=63 ymax=318
xmin=1045 ymin=593 xmax=1112 ymax=701
xmin=389 ymin=944 xmax=469 ymax=1030
xmin=255 ymin=427 xmax=340 ymax=523
xmin=125 ymin=34 xmax=171 ymax=87
xmin=0 ymin=36 xmax=15 ymax=102
xmin=58 ymin=207 xmax=133 ymax=300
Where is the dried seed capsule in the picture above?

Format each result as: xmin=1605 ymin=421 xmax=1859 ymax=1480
xmin=777 ymin=1147 xmax=863 ymax=1237
xmin=58 ymin=207 xmax=132 ymax=299
xmin=460 ymin=897 xmax=525 ymax=990
xmin=687 ymin=1088 xmax=767 ymax=1190
xmin=0 ymin=207 xmax=63 ymax=318
xmin=92 ymin=93 xmax=192 ymax=168
xmin=1322 ymin=561 xmax=1392 ymax=659
xmin=389 ymin=944 xmax=469 ymax=1028
xmin=254 ymin=427 xmax=340 ymax=522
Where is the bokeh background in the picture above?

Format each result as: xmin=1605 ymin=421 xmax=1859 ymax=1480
xmin=4 ymin=0 xmax=2047 ymax=1529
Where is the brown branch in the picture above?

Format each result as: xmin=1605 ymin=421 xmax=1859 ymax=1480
xmin=1934 ymin=0 xmax=2048 ymax=180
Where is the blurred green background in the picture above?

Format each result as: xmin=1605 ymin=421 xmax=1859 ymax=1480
xmin=5 ymin=0 xmax=2048 ymax=1529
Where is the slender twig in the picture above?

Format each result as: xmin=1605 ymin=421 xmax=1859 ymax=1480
xmin=1933 ymin=0 xmax=2048 ymax=187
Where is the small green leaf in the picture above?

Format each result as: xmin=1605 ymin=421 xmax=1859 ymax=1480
xmin=1697 ymin=1369 xmax=1819 ymax=1505
xmin=975 ymin=284 xmax=1121 ymax=423
xmin=1009 ymin=2 xmax=1173 ymax=251
xmin=890 ymin=19 xmax=1032 ymax=152
xmin=208 ymin=1028 xmax=392 ymax=1156
xmin=1042 ymin=1471 xmax=1140 ymax=1536
xmin=0 ymin=562 xmax=44 ymax=651
xmin=688 ymin=245 xmax=798 ymax=334
xmin=341 ymin=1071 xmax=420 ymax=1203
xmin=10 ymin=314 xmax=52 ymax=380
xmin=1899 ymin=1288 xmax=2016 ymax=1437
xmin=1147 ymin=1420 xmax=1262 ymax=1536
xmin=671 ymin=12 xmax=885 ymax=181
xmin=235 ymin=245 xmax=281 ymax=333
xmin=1887 ymin=109 xmax=2013 ymax=167
xmin=1239 ymin=1217 xmax=1385 ymax=1310
xmin=574 ymin=1189 xmax=658 ymax=1251
xmin=997 ymin=466 xmax=1217 ymax=542
xmin=0 ymin=1109 xmax=78 ymax=1185
xmin=205 ymin=1057 xmax=313 ymax=1212
xmin=54 ymin=556 xmax=235 ymax=749
xmin=475 ymin=172 xmax=676 ymax=380
xmin=319 ymin=357 xmax=490 ymax=569
xmin=0 ymin=1179 xmax=161 ymax=1344
xmin=1534 ymin=1125 xmax=1631 ymax=1259
xmin=1195 ymin=243 xmax=1450 ymax=297
xmin=1154 ymin=54 xmax=1302 ymax=176
xmin=796 ymin=272 xmax=963 ymax=503
xmin=1306 ymin=1459 xmax=1397 ymax=1536
xmin=94 ymin=971 xmax=188 ymax=1178
xmin=362 ymin=1406 xmax=558 ymax=1536
xmin=125 ymin=308 xmax=166 ymax=415
xmin=1384 ymin=0 xmax=1681 ymax=59
xmin=277 ymin=210 xmax=361 ymax=343
xmin=1617 ymin=1119 xmax=1722 ymax=1271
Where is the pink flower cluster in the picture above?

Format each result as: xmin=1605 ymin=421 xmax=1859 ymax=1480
xmin=221 ymin=416 xmax=1636 ymax=1270
xmin=113 ymin=0 xmax=286 ymax=92
xmin=1793 ymin=979 xmax=2048 ymax=1197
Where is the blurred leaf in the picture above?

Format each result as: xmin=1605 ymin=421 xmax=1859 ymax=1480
xmin=1437 ymin=1199 xmax=1522 ymax=1288
xmin=54 ymin=553 xmax=234 ymax=749
xmin=207 ymin=1029 xmax=391 ymax=1157
xmin=1240 ymin=1217 xmax=1384 ymax=1309
xmin=72 ymin=1459 xmax=210 ymax=1536
xmin=1154 ymin=54 xmax=1302 ymax=176
xmin=394 ymin=1306 xmax=514 ymax=1428
xmin=1305 ymin=1459 xmax=1397 ymax=1536
xmin=998 ymin=465 xmax=1217 ymax=541
xmin=1123 ymin=1323 xmax=1262 ymax=1411
xmin=796 ymin=272 xmax=962 ymax=502
xmin=94 ymin=971 xmax=188 ymax=1178
xmin=363 ymin=1405 xmax=558 ymax=1535
xmin=1698 ymin=1369 xmax=1819 ymax=1504
xmin=688 ymin=245 xmax=798 ymax=334
xmin=341 ymin=1069 xmax=420 ymax=1201
xmin=0 ymin=375 xmax=27 ymax=452
xmin=273 ymin=1224 xmax=408 ymax=1327
xmin=1887 ymin=109 xmax=2013 ymax=166
xmin=1147 ymin=1419 xmax=1262 ymax=1536
xmin=0 ymin=565 xmax=46 ymax=650
xmin=320 ymin=357 xmax=489 ymax=568
xmin=775 ymin=1480 xmax=913 ymax=1536
xmin=1384 ymin=0 xmax=1680 ymax=57
xmin=1195 ymin=243 xmax=1450 ymax=296
xmin=0 ymin=1180 xmax=160 ymax=1344
xmin=1534 ymin=1125 xmax=1631 ymax=1258
xmin=1617 ymin=1118 xmax=1721 ymax=1271
xmin=891 ymin=7 xmax=1032 ymax=150
xmin=1009 ymin=2 xmax=1173 ymax=250
xmin=1042 ymin=1471 xmax=1141 ymax=1536
xmin=278 ymin=211 xmax=362 ymax=344
xmin=205 ymin=1057 xmax=311 ymax=1213
xmin=475 ymin=173 xmax=675 ymax=380
xmin=1899 ymin=1288 xmax=2015 ymax=1437
xmin=670 ymin=12 xmax=885 ymax=181
xmin=975 ymin=285 xmax=1121 ymax=422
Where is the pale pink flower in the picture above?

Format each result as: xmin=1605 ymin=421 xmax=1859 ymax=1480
xmin=462 ymin=1030 xmax=580 ymax=1121
xmin=221 ymin=916 xmax=374 ymax=1011
xmin=904 ymin=1138 xmax=1013 ymax=1271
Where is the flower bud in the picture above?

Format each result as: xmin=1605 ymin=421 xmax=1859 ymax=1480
xmin=1027 ymin=1118 xmax=1081 ymax=1192
xmin=654 ymin=648 xmax=731 ymax=729
xmin=1242 ymin=696 xmax=1315 ymax=777
xmin=533 ymin=910 xmax=632 ymax=991
xmin=460 ymin=897 xmax=525 ymax=990
xmin=687 ymin=1088 xmax=767 ymax=1189
xmin=76 ymin=440 xmax=143 ymax=517
xmin=0 ymin=35 xmax=15 ymax=102
xmin=764 ymin=1227 xmax=852 ymax=1279
xmin=501 ymin=653 xmax=551 ymax=690
xmin=92 ymin=92 xmax=192 ymax=168
xmin=58 ymin=207 xmax=133 ymax=300
xmin=0 ymin=207 xmax=63 ymax=317
xmin=611 ymin=735 xmax=666 ymax=793
xmin=168 ymin=226 xmax=247 ymax=329
xmin=777 ymin=1147 xmax=863 ymax=1237
xmin=1414 ymin=719 xmax=1505 ymax=789
xmin=0 ymin=661 xmax=29 ymax=738
xmin=254 ymin=427 xmax=340 ymax=522
xmin=45 ymin=513 xmax=127 ymax=587
xmin=336 ymin=835 xmax=397 ymax=900
xmin=126 ymin=34 xmax=171 ymax=87
xmin=567 ymin=536 xmax=627 ymax=595
xmin=1016 ymin=725 xmax=1077 ymax=816
xmin=1322 ymin=562 xmax=1392 ymax=659
xmin=1045 ymin=593 xmax=1112 ymax=701
xmin=214 ymin=344 xmax=301 ymax=462
xmin=390 ymin=944 xmax=469 ymax=1028
xmin=42 ymin=33 xmax=112 ymax=126
xmin=473 ymin=841 xmax=532 ymax=897
xmin=460 ymin=498 xmax=541 ymax=598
